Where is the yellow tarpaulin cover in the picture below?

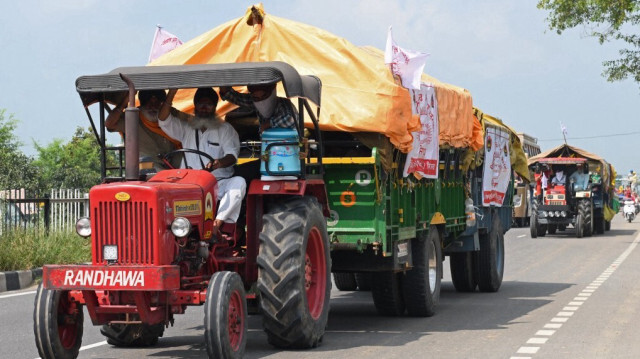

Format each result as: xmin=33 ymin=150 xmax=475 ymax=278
xmin=151 ymin=4 xmax=481 ymax=152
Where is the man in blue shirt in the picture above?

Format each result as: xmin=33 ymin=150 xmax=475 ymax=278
xmin=569 ymin=163 xmax=590 ymax=191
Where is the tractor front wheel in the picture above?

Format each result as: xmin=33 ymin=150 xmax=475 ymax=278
xmin=204 ymin=271 xmax=247 ymax=359
xmin=33 ymin=283 xmax=84 ymax=359
xmin=257 ymin=197 xmax=331 ymax=349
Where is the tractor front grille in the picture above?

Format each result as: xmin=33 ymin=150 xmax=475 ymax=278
xmin=93 ymin=201 xmax=155 ymax=264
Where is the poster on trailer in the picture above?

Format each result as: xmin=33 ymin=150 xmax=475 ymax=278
xmin=482 ymin=126 xmax=511 ymax=206
xmin=403 ymin=83 xmax=439 ymax=179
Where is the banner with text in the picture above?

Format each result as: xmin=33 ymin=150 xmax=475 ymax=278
xmin=403 ymin=83 xmax=439 ymax=178
xmin=482 ymin=126 xmax=511 ymax=206
xmin=384 ymin=27 xmax=429 ymax=90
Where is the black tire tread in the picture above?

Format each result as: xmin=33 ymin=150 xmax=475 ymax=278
xmin=402 ymin=228 xmax=442 ymax=317
xmin=257 ymin=197 xmax=331 ymax=349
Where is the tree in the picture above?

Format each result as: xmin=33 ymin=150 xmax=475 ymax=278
xmin=537 ymin=0 xmax=640 ymax=84
xmin=0 ymin=109 xmax=39 ymax=192
xmin=33 ymin=127 xmax=104 ymax=192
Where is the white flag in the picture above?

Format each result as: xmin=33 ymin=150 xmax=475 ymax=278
xmin=384 ymin=26 xmax=429 ymax=90
xmin=560 ymin=122 xmax=568 ymax=136
xmin=148 ymin=26 xmax=183 ymax=63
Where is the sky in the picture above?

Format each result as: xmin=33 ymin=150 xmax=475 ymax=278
xmin=1 ymin=0 xmax=638 ymax=175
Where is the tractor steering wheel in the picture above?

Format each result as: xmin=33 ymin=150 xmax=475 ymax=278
xmin=162 ymin=149 xmax=216 ymax=172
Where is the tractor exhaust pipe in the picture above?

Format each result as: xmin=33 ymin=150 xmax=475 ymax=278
xmin=119 ymin=73 xmax=139 ymax=181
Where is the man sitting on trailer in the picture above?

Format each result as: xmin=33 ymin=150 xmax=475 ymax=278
xmin=158 ymin=88 xmax=246 ymax=237
xmin=219 ymin=84 xmax=298 ymax=132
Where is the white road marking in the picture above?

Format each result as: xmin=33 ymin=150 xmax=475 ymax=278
xmin=518 ymin=234 xmax=526 ymax=238
xmin=0 ymin=290 xmax=36 ymax=299
xmin=527 ymin=338 xmax=548 ymax=344
xmin=536 ymin=330 xmax=555 ymax=336
xmin=510 ymin=230 xmax=640 ymax=358
xmin=557 ymin=311 xmax=574 ymax=317
xmin=517 ymin=347 xmax=540 ymax=354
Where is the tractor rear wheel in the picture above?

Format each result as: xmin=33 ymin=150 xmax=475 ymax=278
xmin=204 ymin=271 xmax=247 ymax=359
xmin=257 ymin=197 xmax=331 ymax=349
xmin=594 ymin=215 xmax=605 ymax=234
xmin=100 ymin=321 xmax=164 ymax=347
xmin=371 ymin=271 xmax=405 ymax=316
xmin=450 ymin=252 xmax=477 ymax=292
xmin=476 ymin=215 xmax=505 ymax=292
xmin=579 ymin=199 xmax=593 ymax=237
xmin=402 ymin=228 xmax=442 ymax=317
xmin=333 ymin=273 xmax=357 ymax=291
xmin=34 ymin=283 xmax=84 ymax=359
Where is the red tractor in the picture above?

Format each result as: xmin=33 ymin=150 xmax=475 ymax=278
xmin=33 ymin=62 xmax=331 ymax=358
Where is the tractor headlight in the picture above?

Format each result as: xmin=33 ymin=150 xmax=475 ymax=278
xmin=541 ymin=211 xmax=548 ymax=217
xmin=548 ymin=211 xmax=554 ymax=217
xmin=561 ymin=211 xmax=567 ymax=217
xmin=171 ymin=217 xmax=192 ymax=237
xmin=76 ymin=217 xmax=91 ymax=238
xmin=555 ymin=211 xmax=561 ymax=217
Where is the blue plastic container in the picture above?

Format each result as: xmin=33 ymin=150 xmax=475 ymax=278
xmin=260 ymin=128 xmax=301 ymax=176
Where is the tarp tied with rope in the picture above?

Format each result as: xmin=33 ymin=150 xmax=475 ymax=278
xmin=150 ymin=4 xmax=481 ymax=153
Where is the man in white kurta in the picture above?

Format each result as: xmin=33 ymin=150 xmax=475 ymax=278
xmin=158 ymin=87 xmax=246 ymax=236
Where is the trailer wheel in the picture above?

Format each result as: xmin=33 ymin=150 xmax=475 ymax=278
xmin=257 ymin=196 xmax=331 ymax=349
xmin=204 ymin=271 xmax=247 ymax=359
xmin=100 ymin=321 xmax=164 ymax=347
xmin=476 ymin=215 xmax=505 ymax=292
xmin=371 ymin=271 xmax=405 ymax=316
xmin=333 ymin=273 xmax=357 ymax=291
xmin=355 ymin=273 xmax=372 ymax=291
xmin=594 ymin=215 xmax=605 ymax=234
xmin=402 ymin=228 xmax=442 ymax=316
xmin=33 ymin=283 xmax=83 ymax=359
xmin=450 ymin=252 xmax=477 ymax=292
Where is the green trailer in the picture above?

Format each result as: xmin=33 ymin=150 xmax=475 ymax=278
xmin=323 ymin=121 xmax=519 ymax=316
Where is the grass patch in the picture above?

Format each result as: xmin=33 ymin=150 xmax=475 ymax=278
xmin=0 ymin=229 xmax=90 ymax=271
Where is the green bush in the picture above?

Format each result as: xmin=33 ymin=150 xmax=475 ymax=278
xmin=0 ymin=229 xmax=91 ymax=271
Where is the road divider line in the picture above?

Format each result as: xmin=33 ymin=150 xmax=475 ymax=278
xmin=510 ymin=230 xmax=640 ymax=358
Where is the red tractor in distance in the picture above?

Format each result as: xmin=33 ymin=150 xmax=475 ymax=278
xmin=529 ymin=157 xmax=594 ymax=238
xmin=33 ymin=62 xmax=331 ymax=359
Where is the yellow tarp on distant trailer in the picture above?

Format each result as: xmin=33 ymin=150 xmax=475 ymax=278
xmin=151 ymin=4 xmax=481 ymax=152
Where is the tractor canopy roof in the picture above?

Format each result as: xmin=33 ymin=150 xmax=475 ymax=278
xmin=533 ymin=157 xmax=587 ymax=165
xmin=76 ymin=61 xmax=321 ymax=108
xmin=528 ymin=143 xmax=615 ymax=192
